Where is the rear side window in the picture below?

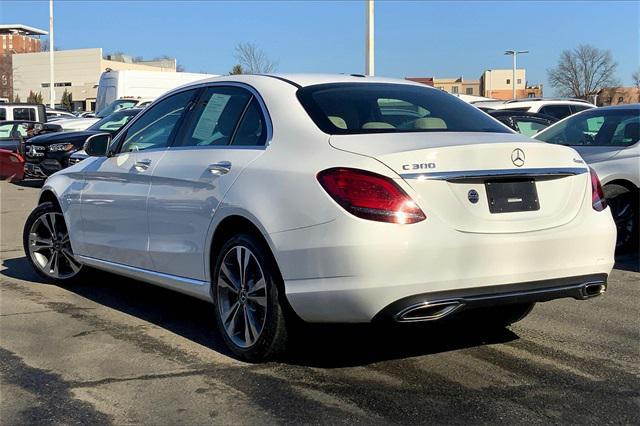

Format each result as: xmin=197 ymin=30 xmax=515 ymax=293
xmin=571 ymin=105 xmax=593 ymax=113
xmin=297 ymin=83 xmax=510 ymax=134
xmin=0 ymin=108 xmax=5 ymax=121
xmin=176 ymin=86 xmax=252 ymax=147
xmin=513 ymin=118 xmax=551 ymax=137
xmin=232 ymin=98 xmax=267 ymax=146
xmin=538 ymin=105 xmax=572 ymax=120
xmin=536 ymin=109 xmax=639 ymax=147
xmin=13 ymin=108 xmax=36 ymax=121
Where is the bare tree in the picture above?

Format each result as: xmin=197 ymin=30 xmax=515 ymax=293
xmin=234 ymin=43 xmax=277 ymax=74
xmin=548 ymin=45 xmax=619 ymax=99
xmin=633 ymin=69 xmax=640 ymax=102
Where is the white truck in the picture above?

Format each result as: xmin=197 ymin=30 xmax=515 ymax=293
xmin=95 ymin=70 xmax=217 ymax=115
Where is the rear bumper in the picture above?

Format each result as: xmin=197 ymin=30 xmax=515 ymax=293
xmin=374 ymin=274 xmax=607 ymax=323
xmin=273 ymin=205 xmax=616 ymax=323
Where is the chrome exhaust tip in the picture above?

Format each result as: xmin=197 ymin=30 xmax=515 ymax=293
xmin=580 ymin=282 xmax=606 ymax=299
xmin=395 ymin=300 xmax=463 ymax=322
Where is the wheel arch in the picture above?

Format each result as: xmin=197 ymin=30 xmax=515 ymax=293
xmin=603 ymin=178 xmax=639 ymax=194
xmin=38 ymin=188 xmax=62 ymax=211
xmin=206 ymin=212 xmax=283 ymax=292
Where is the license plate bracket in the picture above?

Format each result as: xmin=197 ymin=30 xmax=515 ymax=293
xmin=485 ymin=179 xmax=540 ymax=213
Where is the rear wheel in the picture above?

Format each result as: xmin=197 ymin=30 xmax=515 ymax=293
xmin=23 ymin=202 xmax=85 ymax=284
xmin=212 ymin=233 xmax=289 ymax=362
xmin=604 ymin=184 xmax=639 ymax=252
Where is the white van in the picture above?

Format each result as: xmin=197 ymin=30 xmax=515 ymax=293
xmin=95 ymin=70 xmax=216 ymax=114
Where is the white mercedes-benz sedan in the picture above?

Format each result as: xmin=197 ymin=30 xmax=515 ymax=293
xmin=23 ymin=74 xmax=617 ymax=361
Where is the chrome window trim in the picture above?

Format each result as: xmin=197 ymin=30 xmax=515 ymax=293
xmin=400 ymin=167 xmax=588 ymax=181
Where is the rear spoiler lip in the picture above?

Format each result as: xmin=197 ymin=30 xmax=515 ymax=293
xmin=400 ymin=167 xmax=588 ymax=182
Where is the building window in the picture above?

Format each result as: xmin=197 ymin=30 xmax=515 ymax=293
xmin=41 ymin=82 xmax=72 ymax=88
xmin=618 ymin=97 xmax=624 ymax=103
xmin=451 ymin=86 xmax=459 ymax=94
xmin=517 ymin=79 xmax=522 ymax=84
xmin=527 ymin=92 xmax=535 ymax=98
xmin=437 ymin=86 xmax=444 ymax=90
xmin=506 ymin=79 xmax=511 ymax=84
xmin=466 ymin=88 xmax=473 ymax=95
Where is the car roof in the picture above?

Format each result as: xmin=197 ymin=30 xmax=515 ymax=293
xmin=181 ymin=73 xmax=427 ymax=89
xmin=594 ymin=103 xmax=640 ymax=111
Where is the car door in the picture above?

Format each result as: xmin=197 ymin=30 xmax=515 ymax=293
xmin=147 ymin=84 xmax=270 ymax=280
xmin=78 ymin=88 xmax=199 ymax=269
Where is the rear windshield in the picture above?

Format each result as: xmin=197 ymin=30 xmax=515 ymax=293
xmin=297 ymin=83 xmax=510 ymax=135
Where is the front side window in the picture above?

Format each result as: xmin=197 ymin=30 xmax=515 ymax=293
xmin=13 ymin=108 xmax=36 ymax=121
xmin=297 ymin=83 xmax=510 ymax=134
xmin=176 ymin=86 xmax=252 ymax=147
xmin=536 ymin=109 xmax=639 ymax=147
xmin=0 ymin=108 xmax=5 ymax=121
xmin=119 ymin=90 xmax=196 ymax=153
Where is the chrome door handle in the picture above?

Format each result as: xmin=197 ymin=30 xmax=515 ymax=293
xmin=207 ymin=161 xmax=231 ymax=176
xmin=134 ymin=159 xmax=151 ymax=172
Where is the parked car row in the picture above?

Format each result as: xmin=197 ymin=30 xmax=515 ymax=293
xmin=22 ymin=74 xmax=622 ymax=361
xmin=22 ymin=108 xmax=142 ymax=178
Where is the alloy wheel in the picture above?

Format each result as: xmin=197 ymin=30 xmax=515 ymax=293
xmin=27 ymin=212 xmax=82 ymax=279
xmin=217 ymin=245 xmax=268 ymax=348
xmin=609 ymin=194 xmax=636 ymax=248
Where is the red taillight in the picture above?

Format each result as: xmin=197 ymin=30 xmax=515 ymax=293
xmin=590 ymin=167 xmax=607 ymax=212
xmin=317 ymin=168 xmax=426 ymax=224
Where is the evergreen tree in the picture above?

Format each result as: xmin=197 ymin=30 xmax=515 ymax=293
xmin=61 ymin=89 xmax=72 ymax=111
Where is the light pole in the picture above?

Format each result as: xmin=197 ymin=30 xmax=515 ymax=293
xmin=365 ymin=0 xmax=374 ymax=76
xmin=49 ymin=0 xmax=55 ymax=108
xmin=504 ymin=50 xmax=528 ymax=100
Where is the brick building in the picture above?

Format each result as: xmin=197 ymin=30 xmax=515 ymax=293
xmin=596 ymin=86 xmax=640 ymax=106
xmin=0 ymin=24 xmax=47 ymax=101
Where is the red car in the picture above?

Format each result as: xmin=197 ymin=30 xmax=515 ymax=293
xmin=0 ymin=149 xmax=25 ymax=182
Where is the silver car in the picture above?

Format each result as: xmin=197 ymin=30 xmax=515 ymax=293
xmin=536 ymin=104 xmax=639 ymax=251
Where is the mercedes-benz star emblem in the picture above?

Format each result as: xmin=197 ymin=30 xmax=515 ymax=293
xmin=511 ymin=148 xmax=525 ymax=167
xmin=468 ymin=189 xmax=479 ymax=204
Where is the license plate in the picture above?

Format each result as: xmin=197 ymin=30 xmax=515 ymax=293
xmin=485 ymin=179 xmax=540 ymax=213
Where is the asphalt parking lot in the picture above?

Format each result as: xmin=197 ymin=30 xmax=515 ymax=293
xmin=1 ymin=180 xmax=638 ymax=425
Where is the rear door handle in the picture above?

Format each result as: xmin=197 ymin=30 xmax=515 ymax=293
xmin=134 ymin=159 xmax=152 ymax=172
xmin=207 ymin=161 xmax=232 ymax=176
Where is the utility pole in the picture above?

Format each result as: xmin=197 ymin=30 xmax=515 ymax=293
xmin=49 ymin=0 xmax=55 ymax=108
xmin=504 ymin=49 xmax=528 ymax=100
xmin=365 ymin=0 xmax=374 ymax=76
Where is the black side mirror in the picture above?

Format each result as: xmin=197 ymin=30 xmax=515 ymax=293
xmin=84 ymin=133 xmax=112 ymax=157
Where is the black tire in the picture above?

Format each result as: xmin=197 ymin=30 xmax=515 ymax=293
xmin=603 ymin=184 xmax=639 ymax=252
xmin=212 ymin=233 xmax=289 ymax=362
xmin=465 ymin=303 xmax=535 ymax=328
xmin=23 ymin=202 xmax=87 ymax=285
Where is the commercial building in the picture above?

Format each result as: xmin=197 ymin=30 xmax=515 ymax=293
xmin=479 ymin=69 xmax=542 ymax=100
xmin=0 ymin=24 xmax=47 ymax=101
xmin=405 ymin=77 xmax=434 ymax=87
xmin=596 ymin=86 xmax=640 ymax=106
xmin=12 ymin=48 xmax=176 ymax=111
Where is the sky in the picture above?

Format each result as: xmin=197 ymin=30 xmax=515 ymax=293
xmin=1 ymin=0 xmax=639 ymax=94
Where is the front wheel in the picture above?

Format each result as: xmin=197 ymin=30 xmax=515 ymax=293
xmin=23 ymin=202 xmax=85 ymax=284
xmin=212 ymin=233 xmax=289 ymax=362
